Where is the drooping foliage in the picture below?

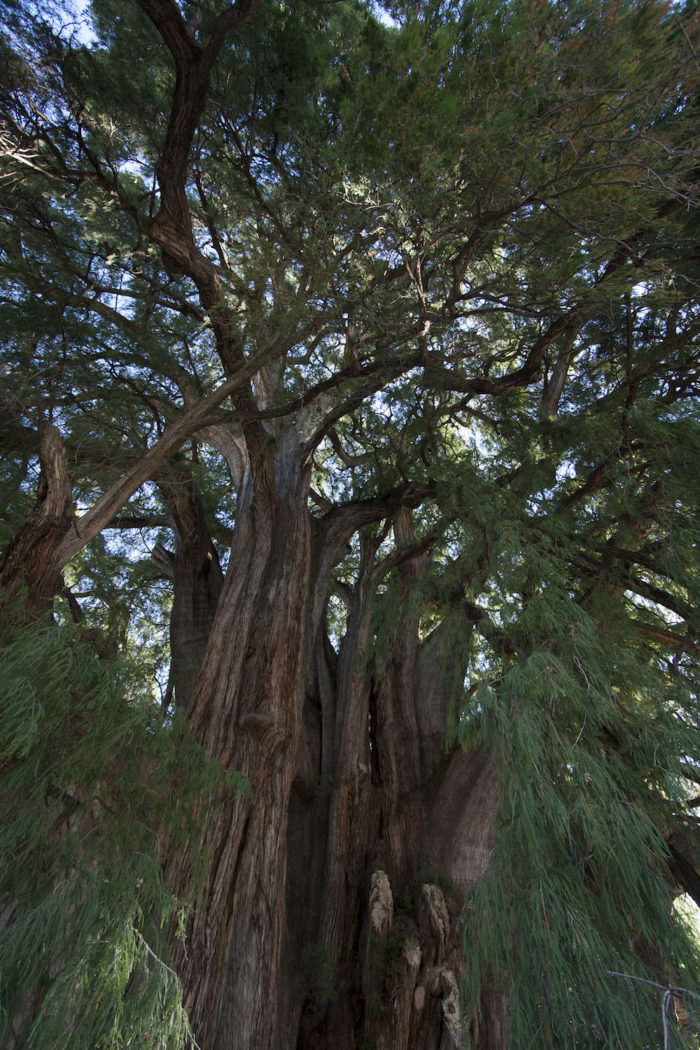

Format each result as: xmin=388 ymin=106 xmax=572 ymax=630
xmin=0 ymin=0 xmax=699 ymax=1048
xmin=0 ymin=603 xmax=254 ymax=1050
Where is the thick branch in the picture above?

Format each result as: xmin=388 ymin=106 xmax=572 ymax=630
xmin=571 ymin=552 xmax=694 ymax=624
xmin=423 ymin=312 xmax=581 ymax=397
xmin=631 ymin=620 xmax=698 ymax=652
xmin=54 ymin=355 xmax=267 ymax=570
xmin=137 ymin=0 xmax=261 ymax=405
xmin=309 ymin=483 xmax=436 ymax=635
xmin=541 ymin=329 xmax=577 ymax=418
xmin=106 ymin=514 xmax=174 ymax=530
xmin=0 ymin=424 xmax=74 ymax=614
xmin=137 ymin=0 xmax=259 ymax=246
xmin=328 ymin=427 xmax=370 ymax=468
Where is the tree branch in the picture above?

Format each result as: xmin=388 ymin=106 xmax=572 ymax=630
xmin=54 ymin=352 xmax=270 ymax=570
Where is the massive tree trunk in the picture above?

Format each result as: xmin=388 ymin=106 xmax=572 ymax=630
xmin=1 ymin=8 xmax=506 ymax=1043
xmin=94 ymin=5 xmax=506 ymax=1036
xmin=163 ymin=431 xmax=314 ymax=1050
xmin=150 ymin=424 xmax=505 ymax=1050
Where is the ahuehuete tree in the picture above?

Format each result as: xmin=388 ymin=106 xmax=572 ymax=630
xmin=1 ymin=0 xmax=699 ymax=1047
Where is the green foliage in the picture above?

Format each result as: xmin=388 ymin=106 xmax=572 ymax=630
xmin=415 ymin=391 xmax=700 ymax=1045
xmin=457 ymin=538 xmax=700 ymax=1047
xmin=0 ymin=613 xmax=247 ymax=1049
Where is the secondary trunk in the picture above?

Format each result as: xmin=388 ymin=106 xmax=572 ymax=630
xmin=157 ymin=465 xmax=224 ymax=714
xmin=287 ymin=521 xmax=505 ymax=1050
xmin=0 ymin=424 xmax=73 ymax=620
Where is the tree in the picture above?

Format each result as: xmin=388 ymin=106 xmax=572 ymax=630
xmin=1 ymin=0 xmax=699 ymax=1048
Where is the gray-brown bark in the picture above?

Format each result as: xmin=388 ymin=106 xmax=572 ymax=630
xmin=162 ymin=433 xmax=314 ymax=1050
xmin=157 ymin=465 xmax=224 ymax=713
xmin=149 ymin=430 xmax=507 ymax=1050
xmin=0 ymin=424 xmax=73 ymax=618
xmin=3 ymin=8 xmax=508 ymax=1044
xmin=91 ymin=8 xmax=510 ymax=1035
xmin=287 ymin=511 xmax=504 ymax=1050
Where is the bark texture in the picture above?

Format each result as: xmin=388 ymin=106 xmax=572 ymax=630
xmin=157 ymin=465 xmax=224 ymax=713
xmin=163 ymin=436 xmax=315 ymax=1050
xmin=155 ymin=442 xmax=505 ymax=1050
xmin=0 ymin=424 xmax=74 ymax=618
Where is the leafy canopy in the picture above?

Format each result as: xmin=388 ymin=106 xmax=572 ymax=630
xmin=0 ymin=0 xmax=699 ymax=1046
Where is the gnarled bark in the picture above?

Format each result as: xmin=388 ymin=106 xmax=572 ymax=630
xmin=288 ymin=510 xmax=504 ymax=1050
xmin=163 ymin=433 xmax=314 ymax=1050
xmin=0 ymin=424 xmax=73 ymax=618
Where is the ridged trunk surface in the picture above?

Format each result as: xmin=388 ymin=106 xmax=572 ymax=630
xmin=0 ymin=425 xmax=74 ymax=619
xmin=0 ymin=426 xmax=505 ymax=1049
xmin=164 ymin=440 xmax=313 ymax=1050
xmin=165 ymin=475 xmax=506 ymax=1050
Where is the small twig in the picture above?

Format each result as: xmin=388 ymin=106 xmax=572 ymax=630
xmin=607 ymin=971 xmax=700 ymax=999
xmin=134 ymin=931 xmax=203 ymax=1050
xmin=572 ymin=715 xmax=587 ymax=749
xmin=573 ymin=655 xmax=591 ymax=691
xmin=135 ymin=929 xmax=179 ymax=981
xmin=608 ymin=969 xmax=700 ymax=1050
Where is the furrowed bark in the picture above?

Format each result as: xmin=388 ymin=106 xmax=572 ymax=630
xmin=0 ymin=424 xmax=73 ymax=617
xmin=157 ymin=465 xmax=224 ymax=713
xmin=137 ymin=0 xmax=260 ymax=292
xmin=313 ymin=531 xmax=379 ymax=1044
xmin=295 ymin=511 xmax=505 ymax=1050
xmin=164 ymin=433 xmax=313 ymax=1050
xmin=86 ymin=8 xmax=513 ymax=1040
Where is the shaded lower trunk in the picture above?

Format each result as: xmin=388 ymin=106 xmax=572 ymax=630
xmin=0 ymin=428 xmax=507 ymax=1047
xmin=289 ymin=688 xmax=503 ymax=1050
xmin=283 ymin=520 xmax=505 ymax=1050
